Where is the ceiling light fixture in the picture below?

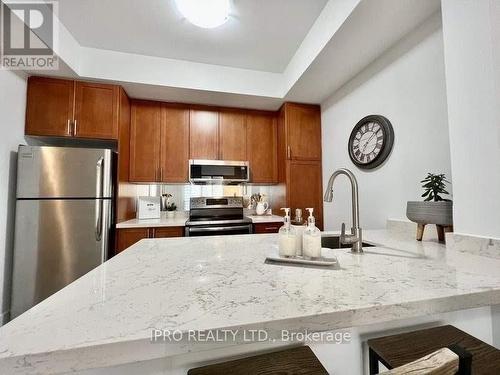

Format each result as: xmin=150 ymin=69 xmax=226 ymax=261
xmin=175 ymin=0 xmax=230 ymax=29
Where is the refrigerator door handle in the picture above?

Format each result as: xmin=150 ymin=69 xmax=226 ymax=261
xmin=95 ymin=157 xmax=104 ymax=241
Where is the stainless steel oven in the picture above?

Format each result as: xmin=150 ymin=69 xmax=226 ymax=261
xmin=185 ymin=197 xmax=253 ymax=237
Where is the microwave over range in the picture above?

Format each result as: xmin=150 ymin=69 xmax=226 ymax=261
xmin=189 ymin=160 xmax=250 ymax=184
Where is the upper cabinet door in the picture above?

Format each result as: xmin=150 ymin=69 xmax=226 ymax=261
xmin=287 ymin=160 xmax=323 ymax=230
xmin=74 ymin=82 xmax=119 ymax=140
xmin=219 ymin=111 xmax=247 ymax=161
xmin=160 ymin=105 xmax=190 ymax=182
xmin=285 ymin=103 xmax=322 ymax=161
xmin=26 ymin=76 xmax=75 ymax=137
xmin=189 ymin=110 xmax=219 ymax=160
xmin=247 ymin=113 xmax=278 ymax=183
xmin=129 ymin=101 xmax=161 ymax=182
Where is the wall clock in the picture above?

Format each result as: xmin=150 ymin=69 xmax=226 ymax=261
xmin=348 ymin=115 xmax=394 ymax=170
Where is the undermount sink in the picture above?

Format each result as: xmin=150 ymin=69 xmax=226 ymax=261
xmin=321 ymin=235 xmax=375 ymax=249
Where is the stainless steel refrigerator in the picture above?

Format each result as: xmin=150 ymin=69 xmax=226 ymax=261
xmin=11 ymin=146 xmax=115 ymax=319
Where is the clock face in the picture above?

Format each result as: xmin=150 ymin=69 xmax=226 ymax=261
xmin=348 ymin=115 xmax=394 ymax=170
xmin=351 ymin=122 xmax=385 ymax=164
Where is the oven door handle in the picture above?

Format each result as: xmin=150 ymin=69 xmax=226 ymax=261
xmin=188 ymin=225 xmax=251 ymax=233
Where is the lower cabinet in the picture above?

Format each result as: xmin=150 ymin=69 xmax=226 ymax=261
xmin=253 ymin=222 xmax=282 ymax=234
xmin=116 ymin=228 xmax=150 ymax=254
xmin=152 ymin=227 xmax=185 ymax=238
xmin=115 ymin=227 xmax=184 ymax=254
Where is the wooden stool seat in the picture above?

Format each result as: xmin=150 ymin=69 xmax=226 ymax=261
xmin=188 ymin=346 xmax=328 ymax=375
xmin=367 ymin=325 xmax=500 ymax=374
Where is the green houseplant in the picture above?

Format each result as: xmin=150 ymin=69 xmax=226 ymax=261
xmin=161 ymin=194 xmax=177 ymax=218
xmin=406 ymin=173 xmax=453 ymax=242
xmin=421 ymin=173 xmax=451 ymax=202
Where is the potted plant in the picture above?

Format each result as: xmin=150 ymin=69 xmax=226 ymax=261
xmin=161 ymin=194 xmax=177 ymax=218
xmin=166 ymin=202 xmax=177 ymax=218
xmin=406 ymin=173 xmax=453 ymax=242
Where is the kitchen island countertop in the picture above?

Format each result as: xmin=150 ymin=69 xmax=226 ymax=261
xmin=1 ymin=229 xmax=500 ymax=374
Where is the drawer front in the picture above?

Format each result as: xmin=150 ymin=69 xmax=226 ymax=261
xmin=152 ymin=227 xmax=184 ymax=238
xmin=253 ymin=222 xmax=282 ymax=234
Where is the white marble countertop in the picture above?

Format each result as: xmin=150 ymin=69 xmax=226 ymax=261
xmin=116 ymin=212 xmax=188 ymax=228
xmin=2 ymin=230 xmax=500 ymax=374
xmin=116 ymin=213 xmax=284 ymax=228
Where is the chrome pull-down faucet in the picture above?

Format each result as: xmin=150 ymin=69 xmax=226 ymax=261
xmin=324 ymin=168 xmax=363 ymax=253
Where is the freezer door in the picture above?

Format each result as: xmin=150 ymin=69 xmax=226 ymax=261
xmin=16 ymin=145 xmax=114 ymax=199
xmin=11 ymin=198 xmax=111 ymax=319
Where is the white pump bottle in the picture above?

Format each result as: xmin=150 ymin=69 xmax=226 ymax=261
xmin=302 ymin=208 xmax=322 ymax=258
xmin=278 ymin=208 xmax=297 ymax=257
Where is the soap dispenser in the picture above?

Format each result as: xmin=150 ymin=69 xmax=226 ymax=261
xmin=291 ymin=208 xmax=306 ymax=257
xmin=279 ymin=208 xmax=297 ymax=257
xmin=302 ymin=208 xmax=322 ymax=259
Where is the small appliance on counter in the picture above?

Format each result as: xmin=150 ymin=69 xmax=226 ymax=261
xmin=137 ymin=197 xmax=161 ymax=219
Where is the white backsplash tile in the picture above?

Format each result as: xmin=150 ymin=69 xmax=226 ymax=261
xmin=135 ymin=184 xmax=278 ymax=212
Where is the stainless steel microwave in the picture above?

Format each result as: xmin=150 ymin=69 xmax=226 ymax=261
xmin=189 ymin=160 xmax=250 ymax=184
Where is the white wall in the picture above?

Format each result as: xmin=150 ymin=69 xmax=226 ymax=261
xmin=321 ymin=13 xmax=452 ymax=230
xmin=441 ymin=0 xmax=500 ymax=239
xmin=0 ymin=70 xmax=27 ymax=324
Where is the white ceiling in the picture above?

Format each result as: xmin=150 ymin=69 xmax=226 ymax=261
xmin=58 ymin=0 xmax=328 ymax=73
xmin=18 ymin=0 xmax=442 ymax=109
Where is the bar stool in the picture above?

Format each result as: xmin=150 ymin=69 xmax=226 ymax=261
xmin=367 ymin=325 xmax=500 ymax=374
xmin=188 ymin=346 xmax=328 ymax=375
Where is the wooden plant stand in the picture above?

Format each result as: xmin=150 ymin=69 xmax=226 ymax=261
xmin=417 ymin=224 xmax=453 ymax=243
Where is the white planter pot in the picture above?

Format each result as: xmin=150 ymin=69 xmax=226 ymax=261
xmin=406 ymin=201 xmax=453 ymax=226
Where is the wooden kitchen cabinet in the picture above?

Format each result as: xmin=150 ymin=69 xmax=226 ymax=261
xmin=73 ymin=81 xmax=119 ymax=139
xmin=160 ymin=105 xmax=190 ymax=182
xmin=116 ymin=228 xmax=150 ymax=254
xmin=253 ymin=222 xmax=282 ymax=234
xmin=283 ymin=103 xmax=322 ymax=161
xmin=277 ymin=103 xmax=323 ymax=230
xmin=25 ymin=76 xmax=120 ymax=140
xmin=247 ymin=113 xmax=278 ymax=183
xmin=219 ymin=111 xmax=247 ymax=161
xmin=287 ymin=161 xmax=323 ymax=230
xmin=152 ymin=227 xmax=184 ymax=238
xmin=189 ymin=109 xmax=219 ymax=160
xmin=26 ymin=76 xmax=75 ymax=137
xmin=116 ymin=227 xmax=184 ymax=253
xmin=129 ymin=100 xmax=161 ymax=182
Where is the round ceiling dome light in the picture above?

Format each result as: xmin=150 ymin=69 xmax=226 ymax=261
xmin=175 ymin=0 xmax=230 ymax=29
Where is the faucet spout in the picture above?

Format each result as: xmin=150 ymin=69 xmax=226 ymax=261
xmin=324 ymin=168 xmax=363 ymax=253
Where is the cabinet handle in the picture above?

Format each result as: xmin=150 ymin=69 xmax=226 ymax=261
xmin=73 ymin=120 xmax=78 ymax=135
xmin=287 ymin=146 xmax=291 ymax=159
xmin=67 ymin=119 xmax=71 ymax=135
xmin=160 ymin=167 xmax=163 ymax=181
